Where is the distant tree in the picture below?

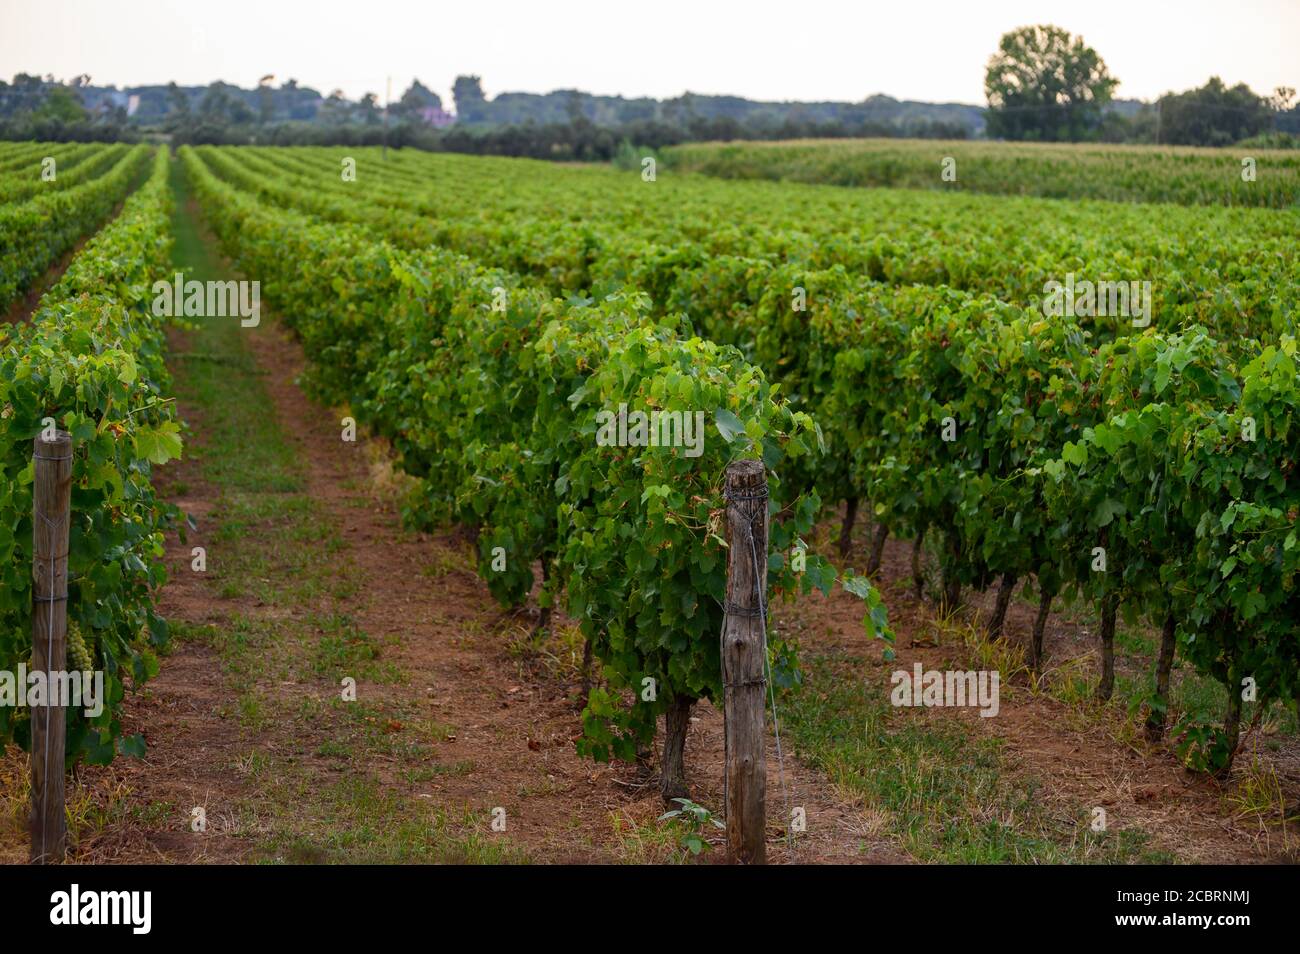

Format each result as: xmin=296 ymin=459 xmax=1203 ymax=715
xmin=984 ymin=25 xmax=1117 ymax=141
xmin=196 ymin=82 xmax=254 ymax=125
xmin=199 ymin=84 xmax=231 ymax=118
xmin=452 ymin=75 xmax=486 ymax=121
xmin=226 ymin=96 xmax=254 ymax=124
xmin=258 ymin=74 xmax=275 ymax=123
xmin=1270 ymin=86 xmax=1298 ymax=135
xmin=319 ymin=89 xmax=350 ymax=125
xmin=662 ymin=92 xmax=698 ymax=126
xmin=277 ymin=78 xmax=322 ymax=121
xmin=359 ymin=92 xmax=382 ymax=125
xmin=1157 ymin=77 xmax=1272 ymax=146
xmin=167 ymin=81 xmax=190 ymax=117
xmin=616 ymin=100 xmax=656 ymax=123
xmin=1273 ymin=87 xmax=1300 ymax=136
xmin=0 ymin=73 xmax=49 ymax=118
xmin=1097 ymin=104 xmax=1158 ymax=144
xmin=397 ymin=79 xmax=442 ymax=116
xmin=35 ymin=86 xmax=87 ymax=122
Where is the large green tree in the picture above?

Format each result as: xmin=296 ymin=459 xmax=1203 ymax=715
xmin=1156 ymin=77 xmax=1273 ymax=146
xmin=33 ymin=86 xmax=87 ymax=123
xmin=984 ymin=25 xmax=1117 ymax=141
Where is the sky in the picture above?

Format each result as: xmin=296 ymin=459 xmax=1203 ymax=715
xmin=1 ymin=0 xmax=1296 ymax=108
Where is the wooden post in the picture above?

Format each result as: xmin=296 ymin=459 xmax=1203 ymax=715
xmin=721 ymin=459 xmax=767 ymax=865
xmin=30 ymin=430 xmax=72 ymax=864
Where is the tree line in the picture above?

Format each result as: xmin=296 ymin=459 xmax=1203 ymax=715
xmin=984 ymin=25 xmax=1297 ymax=147
xmin=2 ymin=28 xmax=1296 ymax=158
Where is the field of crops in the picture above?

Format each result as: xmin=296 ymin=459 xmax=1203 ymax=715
xmin=1 ymin=137 xmax=1298 ymax=864
xmin=179 ymin=143 xmax=1300 ymax=769
xmin=666 ymin=137 xmax=1300 ymax=207
xmin=1 ymin=144 xmax=178 ymax=767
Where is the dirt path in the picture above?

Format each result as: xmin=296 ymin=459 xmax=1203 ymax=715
xmin=222 ymin=312 xmax=900 ymax=863
xmin=790 ymin=523 xmax=1300 ymax=863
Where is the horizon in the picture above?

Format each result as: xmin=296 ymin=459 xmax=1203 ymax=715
xmin=2 ymin=0 xmax=1296 ymax=112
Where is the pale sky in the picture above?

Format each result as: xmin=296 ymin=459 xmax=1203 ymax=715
xmin=1 ymin=0 xmax=1296 ymax=107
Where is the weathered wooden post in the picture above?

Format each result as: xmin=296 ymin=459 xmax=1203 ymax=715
xmin=721 ymin=458 xmax=768 ymax=865
xmin=30 ymin=429 xmax=72 ymax=864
